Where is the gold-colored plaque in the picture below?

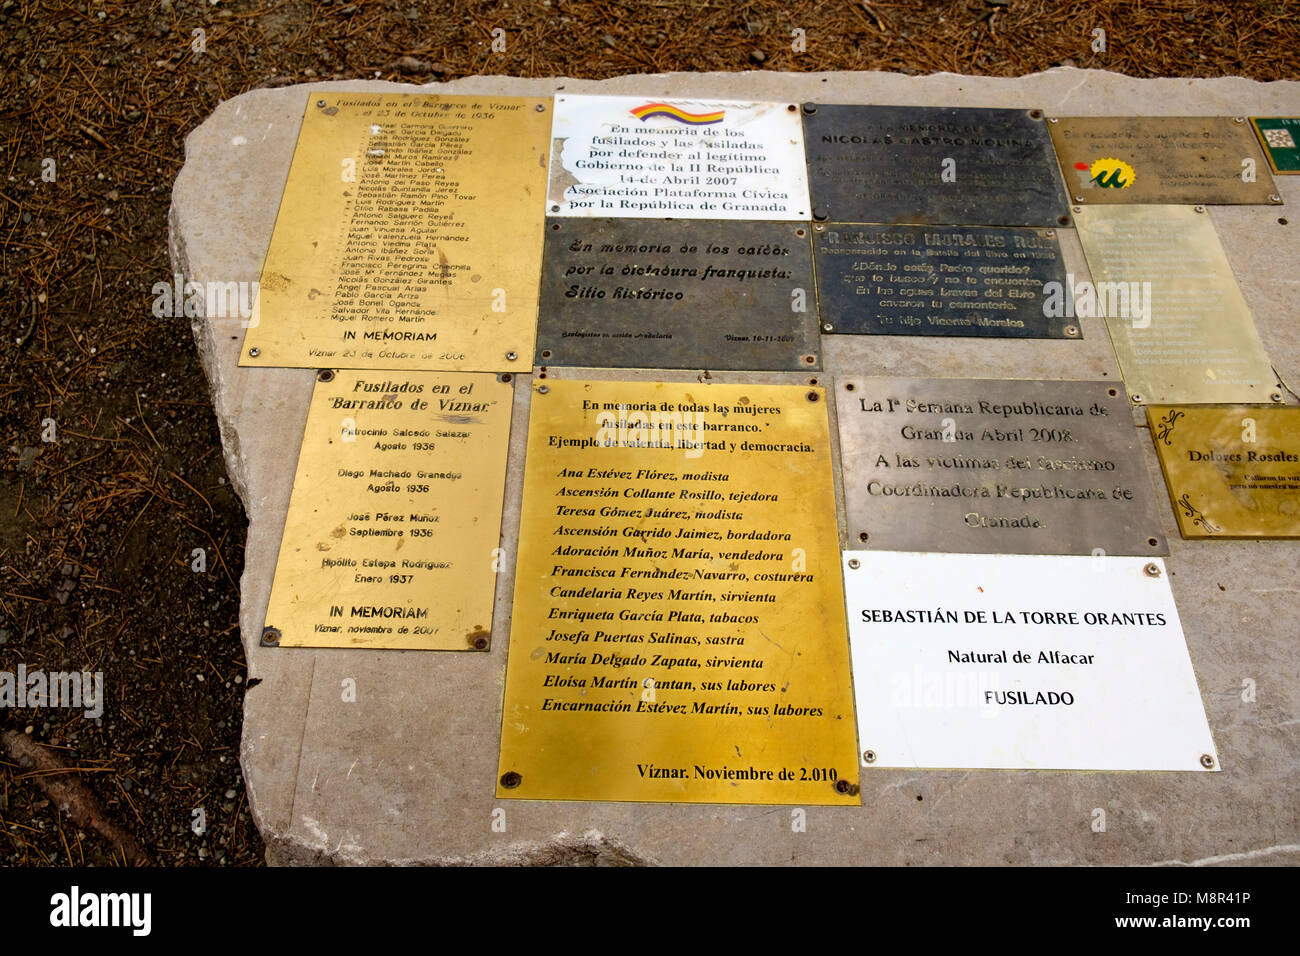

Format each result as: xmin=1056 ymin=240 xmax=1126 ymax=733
xmin=1073 ymin=205 xmax=1281 ymax=405
xmin=242 ymin=93 xmax=549 ymax=371
xmin=262 ymin=370 xmax=513 ymax=650
xmin=1147 ymin=405 xmax=1300 ymax=538
xmin=1048 ymin=116 xmax=1281 ymax=205
xmin=496 ymin=378 xmax=859 ymax=805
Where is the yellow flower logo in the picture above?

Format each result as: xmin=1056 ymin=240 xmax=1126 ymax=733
xmin=1088 ymin=157 xmax=1135 ymax=189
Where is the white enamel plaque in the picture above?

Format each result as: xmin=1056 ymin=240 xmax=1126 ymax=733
xmin=547 ymin=95 xmax=810 ymax=219
xmin=844 ymin=552 xmax=1219 ymax=771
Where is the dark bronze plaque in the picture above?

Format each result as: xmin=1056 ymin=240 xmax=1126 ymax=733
xmin=835 ymin=377 xmax=1169 ymax=556
xmin=1049 ymin=116 xmax=1281 ymax=205
xmin=536 ymin=219 xmax=819 ymax=370
xmin=813 ymin=223 xmax=1075 ymax=338
xmin=801 ymin=104 xmax=1071 ymax=227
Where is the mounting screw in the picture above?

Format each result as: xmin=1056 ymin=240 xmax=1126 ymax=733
xmin=802 ymin=103 xmax=817 ymax=115
xmin=473 ymin=635 xmax=488 ymax=650
xmin=1130 ymin=393 xmax=1143 ymax=404
xmin=795 ymin=228 xmax=806 ymax=238
xmin=813 ymin=223 xmax=825 ymax=232
xmin=537 ymin=384 xmax=549 ymax=395
xmin=1028 ymin=109 xmax=1043 ymax=120
xmin=506 ymin=351 xmax=517 ymax=361
xmin=862 ymin=750 xmax=876 ymax=764
xmin=1233 ymin=116 xmax=1245 ymax=124
xmin=1144 ymin=562 xmax=1161 ymax=578
xmin=1270 ymin=194 xmax=1282 ymax=203
xmin=1199 ymin=753 xmax=1215 ymax=769
xmin=787 ymin=104 xmax=798 ymax=112
xmin=806 ymin=390 xmax=819 ymax=402
xmin=535 ymin=103 xmax=546 ymax=112
xmin=541 ymin=349 xmax=552 ymax=359
xmin=802 ymin=354 xmax=816 ymax=365
xmin=1194 ymin=205 xmax=1206 ymax=213
xmin=1074 ymin=195 xmax=1084 ymax=203
xmin=499 ymin=373 xmax=512 ymax=383
xmin=1048 ymin=116 xmax=1059 ymax=123
xmin=261 ymin=627 xmax=281 ymax=647
xmin=1043 ymin=230 xmax=1055 ymax=239
xmin=1064 ymin=325 xmax=1079 ymax=337
xmin=316 ymin=99 xmax=326 ymax=107
xmin=316 ymin=368 xmax=335 ymax=383
xmin=1270 ymin=390 xmax=1284 ymax=402
xmin=847 ymin=558 xmax=860 ymax=570
xmin=858 ymin=531 xmax=869 ymax=543
xmin=834 ymin=778 xmax=858 ymax=795
xmin=1073 ymin=205 xmax=1082 ymax=213
xmin=500 ymin=771 xmax=522 ymax=789
xmin=822 ymin=323 xmax=833 ymax=332
xmin=550 ymin=204 xmax=560 ymax=212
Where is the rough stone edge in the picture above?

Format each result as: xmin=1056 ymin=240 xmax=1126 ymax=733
xmin=264 ymin=827 xmax=653 ymax=867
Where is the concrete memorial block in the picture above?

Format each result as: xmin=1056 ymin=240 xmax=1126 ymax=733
xmin=1048 ymin=115 xmax=1281 ymax=205
xmin=174 ymin=70 xmax=1300 ymax=865
xmin=1147 ymin=405 xmax=1300 ymax=539
xmin=844 ymin=552 xmax=1219 ymax=772
xmin=261 ymin=369 xmax=513 ymax=650
xmin=547 ymin=94 xmax=810 ymax=220
xmin=1073 ymin=205 xmax=1282 ymax=406
xmin=242 ymin=92 xmax=550 ymax=372
xmin=536 ymin=219 xmax=819 ymax=370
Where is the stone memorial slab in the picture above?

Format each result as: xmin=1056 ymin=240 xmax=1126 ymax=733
xmin=242 ymin=93 xmax=549 ymax=371
xmin=813 ymin=223 xmax=1075 ymax=338
xmin=496 ymin=377 xmax=858 ymax=805
xmin=1251 ymin=117 xmax=1300 ymax=174
xmin=1147 ymin=405 xmax=1300 ymax=538
xmin=262 ymin=369 xmax=513 ymax=650
xmin=1048 ymin=115 xmax=1281 ymax=204
xmin=835 ymin=376 xmax=1168 ymax=556
xmin=844 ymin=552 xmax=1220 ymax=771
xmin=801 ymin=104 xmax=1071 ymax=227
xmin=536 ymin=219 xmax=818 ymax=369
xmin=547 ymin=94 xmax=810 ymax=219
xmin=1073 ymin=205 xmax=1282 ymax=405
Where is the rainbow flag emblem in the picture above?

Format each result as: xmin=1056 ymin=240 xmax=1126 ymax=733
xmin=629 ymin=103 xmax=725 ymax=125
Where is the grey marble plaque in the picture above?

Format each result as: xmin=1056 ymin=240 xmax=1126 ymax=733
xmin=802 ymin=104 xmax=1072 ymax=227
xmin=835 ymin=377 xmax=1168 ymax=556
xmin=536 ymin=219 xmax=819 ymax=370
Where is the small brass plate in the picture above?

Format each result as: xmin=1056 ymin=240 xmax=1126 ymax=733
xmin=1148 ymin=405 xmax=1300 ymax=538
xmin=496 ymin=378 xmax=859 ymax=805
xmin=1048 ymin=116 xmax=1280 ymax=204
xmin=242 ymin=93 xmax=549 ymax=371
xmin=1073 ymin=205 xmax=1280 ymax=405
xmin=263 ymin=370 xmax=513 ymax=649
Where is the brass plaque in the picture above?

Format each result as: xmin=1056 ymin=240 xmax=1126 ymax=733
xmin=813 ymin=223 xmax=1075 ymax=338
xmin=1251 ymin=117 xmax=1300 ymax=174
xmin=1147 ymin=405 xmax=1300 ymax=538
xmin=801 ymin=104 xmax=1070 ymax=227
xmin=1048 ymin=116 xmax=1281 ymax=205
xmin=262 ymin=370 xmax=513 ymax=650
xmin=536 ymin=219 xmax=818 ymax=370
xmin=834 ymin=377 xmax=1168 ymax=556
xmin=242 ymin=93 xmax=549 ymax=371
xmin=496 ymin=378 xmax=859 ymax=805
xmin=1073 ymin=205 xmax=1281 ymax=405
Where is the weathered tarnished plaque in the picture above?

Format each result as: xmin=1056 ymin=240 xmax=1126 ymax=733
xmin=834 ymin=377 xmax=1168 ymax=556
xmin=242 ymin=93 xmax=549 ymax=371
xmin=845 ymin=552 xmax=1219 ymax=771
xmin=1048 ymin=115 xmax=1281 ymax=204
xmin=813 ymin=223 xmax=1075 ymax=338
xmin=1252 ymin=117 xmax=1300 ymax=174
xmin=262 ymin=370 xmax=512 ymax=650
xmin=496 ymin=378 xmax=859 ymax=805
xmin=1073 ymin=205 xmax=1281 ymax=405
xmin=1147 ymin=405 xmax=1300 ymax=538
xmin=547 ymin=95 xmax=810 ymax=220
xmin=801 ymin=104 xmax=1070 ymax=227
xmin=536 ymin=219 xmax=818 ymax=369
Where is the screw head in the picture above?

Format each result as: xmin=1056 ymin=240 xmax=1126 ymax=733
xmin=847 ymin=558 xmax=860 ymax=570
xmin=1199 ymin=753 xmax=1215 ymax=769
xmin=1074 ymin=195 xmax=1085 ymax=203
xmin=535 ymin=103 xmax=546 ymax=112
xmin=537 ymin=385 xmax=549 ymax=395
xmin=1049 ymin=116 xmax=1059 ymax=123
xmin=1194 ymin=205 xmax=1206 ymax=213
xmin=506 ymin=351 xmax=517 ymax=361
xmin=806 ymin=390 xmax=819 ymax=402
xmin=248 ymin=347 xmax=260 ymax=358
xmin=261 ymin=627 xmax=280 ymax=647
xmin=316 ymin=368 xmax=335 ymax=383
xmin=1144 ymin=562 xmax=1162 ymax=578
xmin=316 ymin=99 xmax=326 ymax=107
xmin=802 ymin=103 xmax=817 ymax=115
xmin=862 ymin=750 xmax=877 ymax=764
xmin=822 ymin=323 xmax=833 ymax=332
xmin=1270 ymin=391 xmax=1284 ymax=403
xmin=500 ymin=771 xmax=522 ymax=789
xmin=1270 ymin=194 xmax=1282 ymax=203
xmin=1064 ymin=325 xmax=1079 ymax=337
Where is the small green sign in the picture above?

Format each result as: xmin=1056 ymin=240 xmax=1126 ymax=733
xmin=1252 ymin=117 xmax=1300 ymax=174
